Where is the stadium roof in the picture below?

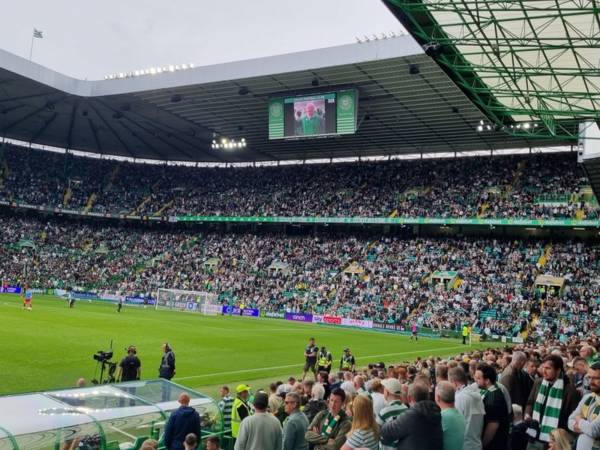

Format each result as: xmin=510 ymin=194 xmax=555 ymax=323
xmin=0 ymin=36 xmax=570 ymax=162
xmin=383 ymin=0 xmax=600 ymax=141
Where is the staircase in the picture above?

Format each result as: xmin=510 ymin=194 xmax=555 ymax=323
xmin=477 ymin=201 xmax=489 ymax=218
xmin=0 ymin=157 xmax=8 ymax=187
xmin=63 ymin=187 xmax=73 ymax=207
xmin=130 ymin=195 xmax=152 ymax=215
xmin=83 ymin=193 xmax=97 ymax=213
xmin=537 ymin=244 xmax=552 ymax=268
xmin=510 ymin=160 xmax=527 ymax=191
xmin=107 ymin=165 xmax=119 ymax=188
xmin=154 ymin=199 xmax=174 ymax=217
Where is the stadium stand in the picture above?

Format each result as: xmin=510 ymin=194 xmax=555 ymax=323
xmin=0 ymin=144 xmax=596 ymax=220
xmin=1 ymin=213 xmax=598 ymax=340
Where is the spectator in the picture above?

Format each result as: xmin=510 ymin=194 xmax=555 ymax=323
xmin=304 ymin=383 xmax=327 ymax=424
xmin=380 ymin=381 xmax=443 ymax=450
xmin=282 ymin=392 xmax=309 ymax=450
xmin=368 ymin=379 xmax=386 ymax=417
xmin=183 ymin=433 xmax=198 ymax=450
xmin=571 ymin=357 xmax=591 ymax=395
xmin=269 ymin=382 xmax=284 ymax=414
xmin=528 ymin=359 xmax=541 ymax=383
xmin=510 ymin=405 xmax=529 ymax=450
xmin=377 ymin=378 xmax=408 ymax=450
xmin=305 ymin=388 xmax=352 ymax=450
xmin=568 ymin=361 xmax=600 ymax=450
xmin=449 ymin=366 xmax=485 ymax=450
xmin=353 ymin=375 xmax=366 ymax=395
xmin=475 ymin=364 xmax=510 ymax=450
xmin=140 ymin=440 xmax=159 ymax=450
xmin=526 ymin=354 xmax=581 ymax=446
xmin=163 ymin=393 xmax=201 ymax=450
xmin=234 ymin=392 xmax=282 ymax=450
xmin=340 ymin=395 xmax=379 ymax=450
xmin=500 ymin=351 xmax=533 ymax=411
xmin=581 ymin=346 xmax=597 ymax=365
xmin=217 ymin=386 xmax=233 ymax=433
xmin=435 ymin=381 xmax=466 ymax=450
xmin=548 ymin=428 xmax=573 ymax=450
xmin=204 ymin=436 xmax=220 ymax=450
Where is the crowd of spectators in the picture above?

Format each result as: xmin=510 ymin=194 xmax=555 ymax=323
xmin=1 ymin=214 xmax=598 ymax=338
xmin=207 ymin=335 xmax=600 ymax=450
xmin=0 ymin=144 xmax=595 ymax=220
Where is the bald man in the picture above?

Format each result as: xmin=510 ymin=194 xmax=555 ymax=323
xmin=163 ymin=393 xmax=201 ymax=450
xmin=500 ymin=351 xmax=533 ymax=410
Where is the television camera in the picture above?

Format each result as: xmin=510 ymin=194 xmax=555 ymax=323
xmin=91 ymin=341 xmax=118 ymax=385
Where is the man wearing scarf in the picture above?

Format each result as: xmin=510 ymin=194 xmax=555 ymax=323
xmin=568 ymin=361 xmax=600 ymax=450
xmin=526 ymin=354 xmax=581 ymax=449
xmin=305 ymin=388 xmax=351 ymax=450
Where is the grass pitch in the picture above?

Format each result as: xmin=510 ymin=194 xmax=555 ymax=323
xmin=1 ymin=294 xmax=493 ymax=397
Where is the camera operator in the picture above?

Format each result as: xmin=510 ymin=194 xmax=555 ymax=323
xmin=118 ymin=345 xmax=141 ymax=382
xmin=117 ymin=346 xmax=141 ymax=407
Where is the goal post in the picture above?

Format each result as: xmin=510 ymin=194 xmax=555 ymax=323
xmin=155 ymin=288 xmax=220 ymax=315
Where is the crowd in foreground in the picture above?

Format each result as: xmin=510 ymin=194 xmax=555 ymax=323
xmin=167 ymin=335 xmax=600 ymax=450
xmin=136 ymin=335 xmax=600 ymax=449
xmin=0 ymin=143 xmax=595 ymax=220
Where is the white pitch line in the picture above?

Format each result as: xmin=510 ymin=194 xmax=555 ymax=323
xmin=174 ymin=345 xmax=469 ymax=381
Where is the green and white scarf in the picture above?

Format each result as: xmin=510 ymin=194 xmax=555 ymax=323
xmin=320 ymin=411 xmax=343 ymax=437
xmin=527 ymin=377 xmax=564 ymax=442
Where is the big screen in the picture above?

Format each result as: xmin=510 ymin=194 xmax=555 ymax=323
xmin=284 ymin=93 xmax=336 ymax=137
xmin=269 ymin=89 xmax=357 ymax=139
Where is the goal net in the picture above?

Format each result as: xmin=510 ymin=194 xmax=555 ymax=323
xmin=155 ymin=288 xmax=220 ymax=315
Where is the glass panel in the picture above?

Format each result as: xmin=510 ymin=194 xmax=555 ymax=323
xmin=0 ymin=427 xmax=16 ymax=450
xmin=48 ymin=386 xmax=164 ymax=449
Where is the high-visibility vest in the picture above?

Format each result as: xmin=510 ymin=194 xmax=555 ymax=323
xmin=341 ymin=355 xmax=353 ymax=370
xmin=318 ymin=352 xmax=331 ymax=367
xmin=231 ymin=396 xmax=251 ymax=438
xmin=462 ymin=326 xmax=469 ymax=337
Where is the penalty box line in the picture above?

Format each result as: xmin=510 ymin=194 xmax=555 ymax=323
xmin=174 ymin=344 xmax=469 ymax=382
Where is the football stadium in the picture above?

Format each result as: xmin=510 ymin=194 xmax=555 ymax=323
xmin=0 ymin=1 xmax=599 ymax=450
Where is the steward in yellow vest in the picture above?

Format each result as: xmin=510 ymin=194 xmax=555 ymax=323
xmin=317 ymin=346 xmax=333 ymax=373
xmin=230 ymin=384 xmax=252 ymax=438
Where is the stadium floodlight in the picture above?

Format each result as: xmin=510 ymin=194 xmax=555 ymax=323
xmin=523 ymin=123 xmax=531 ymax=129
xmin=212 ymin=137 xmax=246 ymax=150
xmin=477 ymin=125 xmax=483 ymax=132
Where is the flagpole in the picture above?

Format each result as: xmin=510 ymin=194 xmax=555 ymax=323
xmin=29 ymin=29 xmax=35 ymax=61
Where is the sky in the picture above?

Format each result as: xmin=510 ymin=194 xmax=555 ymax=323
xmin=0 ymin=0 xmax=404 ymax=80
